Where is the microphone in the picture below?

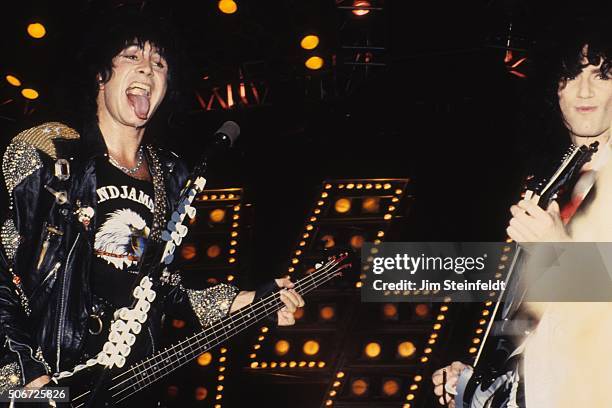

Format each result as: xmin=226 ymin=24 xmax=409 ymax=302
xmin=208 ymin=121 xmax=240 ymax=152
xmin=192 ymin=121 xmax=240 ymax=175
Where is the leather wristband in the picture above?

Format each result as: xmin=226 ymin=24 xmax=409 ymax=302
xmin=254 ymin=280 xmax=280 ymax=324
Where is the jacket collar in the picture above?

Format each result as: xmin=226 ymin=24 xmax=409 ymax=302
xmin=79 ymin=120 xmax=108 ymax=161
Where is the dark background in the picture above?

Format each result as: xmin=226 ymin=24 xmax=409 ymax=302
xmin=0 ymin=1 xmax=608 ymax=407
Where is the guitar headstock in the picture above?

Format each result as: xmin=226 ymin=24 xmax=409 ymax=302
xmin=527 ymin=141 xmax=598 ymax=209
xmin=315 ymin=251 xmax=352 ymax=279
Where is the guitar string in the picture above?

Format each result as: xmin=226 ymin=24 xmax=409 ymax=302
xmin=113 ymin=269 xmax=344 ymax=405
xmin=112 ymin=255 xmax=342 ymax=384
xmin=110 ymin=257 xmax=344 ymax=397
xmin=109 ymin=259 xmax=347 ymax=404
xmin=111 ymin=264 xmax=345 ymax=405
xmin=71 ymin=258 xmax=345 ymax=407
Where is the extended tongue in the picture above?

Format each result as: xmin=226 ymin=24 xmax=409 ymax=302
xmin=127 ymin=94 xmax=150 ymax=120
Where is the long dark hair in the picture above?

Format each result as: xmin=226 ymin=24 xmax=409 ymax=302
xmin=71 ymin=4 xmax=182 ymax=130
xmin=518 ymin=17 xmax=611 ymax=176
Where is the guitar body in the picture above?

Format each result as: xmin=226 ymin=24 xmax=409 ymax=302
xmin=52 ymin=363 xmax=160 ymax=407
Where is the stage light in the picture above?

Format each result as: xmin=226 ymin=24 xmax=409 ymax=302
xmin=305 ymin=56 xmax=324 ymax=70
xmin=364 ymin=342 xmax=381 ymax=358
xmin=218 ymin=0 xmax=237 ymax=14
xmin=195 ymin=387 xmax=208 ymax=400
xmin=321 ymin=234 xmax=336 ymax=248
xmin=397 ymin=341 xmax=416 ymax=357
xmin=5 ymin=75 xmax=20 ymax=87
xmin=21 ymin=88 xmax=39 ymax=100
xmin=300 ymin=35 xmax=320 ymax=50
xmin=167 ymin=385 xmax=178 ymax=398
xmin=275 ymin=340 xmax=290 ymax=356
xmin=209 ymin=208 xmax=226 ymax=223
xmin=382 ymin=379 xmax=400 ymax=397
xmin=350 ymin=234 xmax=365 ymax=249
xmin=334 ymin=198 xmax=351 ymax=213
xmin=382 ymin=303 xmax=398 ymax=319
xmin=181 ymin=244 xmax=197 ymax=260
xmin=362 ymin=197 xmax=380 ymax=213
xmin=320 ymin=305 xmax=335 ymax=321
xmin=415 ymin=303 xmax=429 ymax=317
xmin=303 ymin=340 xmax=320 ymax=356
xmin=197 ymin=352 xmax=213 ymax=366
xmin=27 ymin=23 xmax=46 ymax=39
xmin=294 ymin=307 xmax=304 ymax=320
xmin=351 ymin=379 xmax=368 ymax=396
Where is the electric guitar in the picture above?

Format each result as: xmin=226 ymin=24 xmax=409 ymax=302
xmin=456 ymin=141 xmax=599 ymax=407
xmin=50 ymin=252 xmax=350 ymax=407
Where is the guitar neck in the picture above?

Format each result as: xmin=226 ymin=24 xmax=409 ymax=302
xmin=107 ymin=255 xmax=348 ymax=405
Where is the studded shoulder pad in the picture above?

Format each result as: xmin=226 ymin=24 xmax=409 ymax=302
xmin=2 ymin=122 xmax=80 ymax=195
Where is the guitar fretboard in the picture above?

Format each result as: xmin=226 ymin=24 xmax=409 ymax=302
xmin=106 ymin=255 xmax=348 ymax=405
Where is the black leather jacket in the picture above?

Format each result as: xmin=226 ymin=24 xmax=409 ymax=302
xmin=0 ymin=122 xmax=238 ymax=387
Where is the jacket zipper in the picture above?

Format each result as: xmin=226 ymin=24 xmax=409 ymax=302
xmin=36 ymin=225 xmax=63 ymax=271
xmin=41 ymin=262 xmax=62 ymax=286
xmin=30 ymin=261 xmax=62 ymax=302
xmin=56 ymin=232 xmax=80 ymax=372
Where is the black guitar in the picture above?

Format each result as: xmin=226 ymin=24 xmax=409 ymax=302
xmin=49 ymin=252 xmax=350 ymax=407
xmin=457 ymin=141 xmax=599 ymax=407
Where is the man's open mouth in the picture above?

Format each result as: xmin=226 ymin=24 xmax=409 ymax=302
xmin=126 ymin=83 xmax=151 ymax=120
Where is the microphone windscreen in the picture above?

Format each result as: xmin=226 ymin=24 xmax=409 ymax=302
xmin=217 ymin=121 xmax=240 ymax=147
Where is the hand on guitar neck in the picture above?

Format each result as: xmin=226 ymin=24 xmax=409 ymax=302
xmin=507 ymin=197 xmax=571 ymax=244
xmin=229 ymin=277 xmax=305 ymax=326
xmin=432 ymin=361 xmax=469 ymax=407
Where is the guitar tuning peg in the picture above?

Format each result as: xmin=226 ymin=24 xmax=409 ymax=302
xmin=164 ymin=253 xmax=175 ymax=265
xmin=171 ymin=211 xmax=181 ymax=222
xmin=315 ymin=262 xmax=323 ymax=269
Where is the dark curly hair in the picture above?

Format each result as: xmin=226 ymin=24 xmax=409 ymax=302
xmin=75 ymin=5 xmax=181 ymax=123
xmin=517 ymin=17 xmax=611 ymax=172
